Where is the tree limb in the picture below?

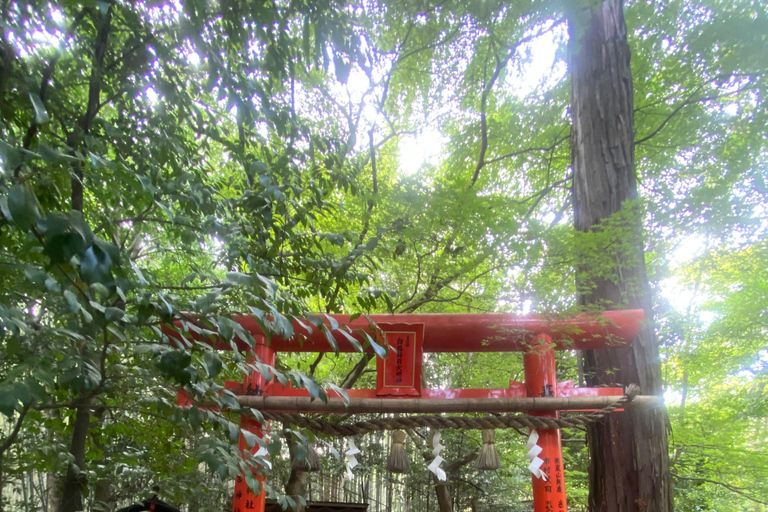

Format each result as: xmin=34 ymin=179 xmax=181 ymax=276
xmin=71 ymin=6 xmax=113 ymax=212
xmin=0 ymin=400 xmax=32 ymax=454
xmin=339 ymin=353 xmax=375 ymax=389
xmin=309 ymin=353 xmax=324 ymax=376
xmin=674 ymin=475 xmax=768 ymax=505
xmin=484 ymin=134 xmax=569 ymax=166
xmin=14 ymin=8 xmax=89 ymax=177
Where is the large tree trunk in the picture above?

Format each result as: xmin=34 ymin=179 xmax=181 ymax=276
xmin=568 ymin=1 xmax=672 ymax=512
xmin=60 ymin=403 xmax=91 ymax=512
xmin=432 ymin=475 xmax=452 ymax=512
xmin=284 ymin=433 xmax=307 ymax=512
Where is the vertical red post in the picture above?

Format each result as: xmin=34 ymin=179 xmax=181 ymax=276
xmin=524 ymin=334 xmax=568 ymax=512
xmin=233 ymin=341 xmax=275 ymax=512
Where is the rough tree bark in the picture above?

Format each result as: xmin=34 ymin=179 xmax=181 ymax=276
xmin=568 ymin=1 xmax=672 ymax=512
xmin=284 ymin=433 xmax=308 ymax=512
xmin=60 ymin=404 xmax=91 ymax=512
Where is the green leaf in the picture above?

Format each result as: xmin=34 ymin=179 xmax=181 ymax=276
xmin=321 ymin=325 xmax=339 ymax=355
xmin=6 ymin=185 xmax=40 ymax=230
xmin=12 ymin=382 xmax=31 ymax=405
xmin=302 ymin=375 xmax=325 ymax=403
xmin=89 ymin=152 xmax=110 ymax=169
xmin=130 ymin=260 xmax=148 ymax=285
xmin=107 ymin=325 xmax=126 ymax=341
xmin=63 ymin=289 xmax=80 ymax=313
xmin=29 ymin=92 xmax=49 ymax=123
xmin=80 ymin=244 xmax=114 ymax=285
xmin=37 ymin=144 xmax=78 ymax=163
xmin=267 ymin=438 xmax=282 ymax=458
xmin=0 ymin=196 xmax=10 ymax=222
xmin=80 ymin=307 xmax=93 ymax=323
xmin=365 ymin=237 xmax=379 ymax=251
xmin=241 ymin=428 xmax=259 ymax=449
xmin=325 ymin=314 xmax=339 ymax=331
xmin=217 ymin=316 xmax=236 ymax=343
xmin=89 ymin=301 xmax=105 ymax=313
xmin=0 ymin=388 xmax=16 ymax=417
xmin=363 ymin=332 xmax=388 ymax=359
xmin=157 ymin=350 xmax=193 ymax=385
xmin=203 ymin=351 xmax=222 ymax=378
xmin=104 ymin=307 xmax=124 ymax=322
xmin=337 ymin=328 xmax=363 ymax=353
xmin=225 ymin=272 xmax=252 ymax=286
xmin=327 ymin=383 xmax=350 ymax=404
xmin=44 ymin=232 xmax=86 ymax=264
xmin=227 ymin=421 xmax=240 ymax=443
xmin=45 ymin=277 xmax=61 ymax=292
xmin=24 ymin=266 xmax=47 ymax=284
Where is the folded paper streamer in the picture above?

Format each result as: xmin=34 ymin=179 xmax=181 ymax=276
xmin=345 ymin=439 xmax=361 ymax=480
xmin=427 ymin=431 xmax=447 ymax=481
xmin=525 ymin=430 xmax=548 ymax=481
xmin=254 ymin=444 xmax=272 ymax=470
xmin=249 ymin=433 xmax=272 ymax=470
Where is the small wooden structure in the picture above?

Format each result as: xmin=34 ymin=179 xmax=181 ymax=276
xmin=264 ymin=500 xmax=367 ymax=512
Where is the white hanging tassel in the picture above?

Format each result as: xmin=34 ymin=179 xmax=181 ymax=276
xmin=476 ymin=429 xmax=500 ymax=470
xmin=345 ymin=438 xmax=361 ymax=480
xmin=291 ymin=443 xmax=322 ymax=472
xmin=387 ymin=430 xmax=410 ymax=473
xmin=525 ymin=430 xmax=548 ymax=481
xmin=427 ymin=431 xmax=447 ymax=481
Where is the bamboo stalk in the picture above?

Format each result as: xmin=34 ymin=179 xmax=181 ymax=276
xmin=234 ymin=394 xmax=661 ymax=414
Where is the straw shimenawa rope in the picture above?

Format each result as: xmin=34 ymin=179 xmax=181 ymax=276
xmin=262 ymin=385 xmax=641 ymax=437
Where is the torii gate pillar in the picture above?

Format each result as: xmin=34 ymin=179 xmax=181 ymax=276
xmin=524 ymin=334 xmax=567 ymax=512
xmin=232 ymin=342 xmax=275 ymax=512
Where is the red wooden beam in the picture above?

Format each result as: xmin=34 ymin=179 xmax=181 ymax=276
xmin=166 ymin=309 xmax=643 ymax=353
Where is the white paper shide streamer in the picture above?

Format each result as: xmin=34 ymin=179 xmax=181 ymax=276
xmin=525 ymin=430 xmax=548 ymax=481
xmin=253 ymin=444 xmax=272 ymax=470
xmin=345 ymin=438 xmax=361 ymax=480
xmin=427 ymin=431 xmax=447 ymax=481
xmin=252 ymin=433 xmax=272 ymax=470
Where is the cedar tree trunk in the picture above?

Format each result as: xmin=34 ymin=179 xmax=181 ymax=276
xmin=568 ymin=1 xmax=673 ymax=512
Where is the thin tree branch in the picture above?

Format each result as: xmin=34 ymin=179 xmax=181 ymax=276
xmin=14 ymin=8 xmax=89 ymax=177
xmin=470 ymin=19 xmax=567 ymax=187
xmin=309 ymin=353 xmax=324 ymax=376
xmin=673 ymin=476 xmax=768 ymax=505
xmin=0 ymin=400 xmax=32 ymax=454
xmin=471 ymin=42 xmax=512 ymax=187
xmin=339 ymin=353 xmax=375 ymax=389
xmin=484 ymin=135 xmax=569 ymax=166
xmin=634 ymin=79 xmax=763 ymax=145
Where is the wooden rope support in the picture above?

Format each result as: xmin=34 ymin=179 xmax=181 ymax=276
xmin=261 ymin=385 xmax=641 ymax=437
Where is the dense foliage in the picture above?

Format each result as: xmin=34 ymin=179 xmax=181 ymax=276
xmin=1 ymin=0 xmax=766 ymax=511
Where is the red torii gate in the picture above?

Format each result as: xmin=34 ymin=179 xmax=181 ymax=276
xmin=169 ymin=309 xmax=645 ymax=512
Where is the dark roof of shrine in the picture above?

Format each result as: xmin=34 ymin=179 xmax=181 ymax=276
xmin=264 ymin=500 xmax=368 ymax=512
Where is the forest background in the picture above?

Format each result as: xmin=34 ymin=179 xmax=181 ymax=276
xmin=0 ymin=0 xmax=766 ymax=511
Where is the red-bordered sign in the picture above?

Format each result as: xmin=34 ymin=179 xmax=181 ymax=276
xmin=376 ymin=323 xmax=424 ymax=397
